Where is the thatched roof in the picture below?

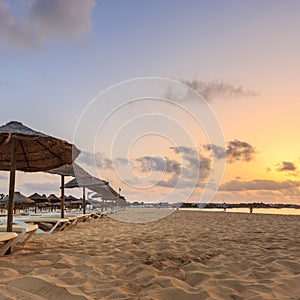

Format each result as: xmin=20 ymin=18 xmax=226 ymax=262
xmin=90 ymin=184 xmax=119 ymax=197
xmin=1 ymin=191 xmax=35 ymax=205
xmin=64 ymin=195 xmax=79 ymax=201
xmin=47 ymin=162 xmax=91 ymax=178
xmin=47 ymin=194 xmax=61 ymax=203
xmin=64 ymin=177 xmax=108 ymax=189
xmin=90 ymin=184 xmax=120 ymax=200
xmin=0 ymin=121 xmax=80 ymax=172
xmin=29 ymin=193 xmax=49 ymax=203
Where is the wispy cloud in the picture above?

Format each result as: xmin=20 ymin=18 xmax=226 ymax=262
xmin=0 ymin=0 xmax=95 ymax=50
xmin=79 ymin=151 xmax=113 ymax=169
xmin=182 ymin=80 xmax=258 ymax=101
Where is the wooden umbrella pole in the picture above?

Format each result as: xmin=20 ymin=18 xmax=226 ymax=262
xmin=7 ymin=137 xmax=16 ymax=232
xmin=61 ymin=175 xmax=65 ymax=218
xmin=83 ymin=187 xmax=86 ymax=214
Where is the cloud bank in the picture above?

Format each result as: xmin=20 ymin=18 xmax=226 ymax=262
xmin=0 ymin=0 xmax=95 ymax=49
xmin=220 ymin=179 xmax=300 ymax=191
xmin=77 ymin=144 xmax=300 ymax=199
xmin=79 ymin=147 xmax=210 ymax=189
xmin=80 ymin=139 xmax=256 ymax=191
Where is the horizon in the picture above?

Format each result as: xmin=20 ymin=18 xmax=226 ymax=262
xmin=1 ymin=1 xmax=300 ymax=205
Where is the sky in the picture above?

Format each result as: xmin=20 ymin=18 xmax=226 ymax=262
xmin=0 ymin=0 xmax=300 ymax=204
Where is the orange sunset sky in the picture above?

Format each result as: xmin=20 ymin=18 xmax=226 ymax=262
xmin=0 ymin=1 xmax=300 ymax=204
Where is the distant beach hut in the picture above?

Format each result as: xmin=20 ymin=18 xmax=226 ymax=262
xmin=1 ymin=191 xmax=35 ymax=213
xmin=0 ymin=121 xmax=80 ymax=232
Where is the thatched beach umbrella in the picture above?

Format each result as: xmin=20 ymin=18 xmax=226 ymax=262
xmin=64 ymin=177 xmax=108 ymax=189
xmin=48 ymin=163 xmax=106 ymax=215
xmin=65 ymin=195 xmax=79 ymax=201
xmin=48 ymin=162 xmax=92 ymax=178
xmin=90 ymin=183 xmax=119 ymax=197
xmin=29 ymin=193 xmax=49 ymax=213
xmin=0 ymin=121 xmax=80 ymax=232
xmin=90 ymin=184 xmax=121 ymax=211
xmin=1 ymin=191 xmax=35 ymax=212
xmin=48 ymin=194 xmax=61 ymax=203
xmin=47 ymin=163 xmax=84 ymax=217
xmin=47 ymin=193 xmax=61 ymax=211
xmin=64 ymin=175 xmax=108 ymax=214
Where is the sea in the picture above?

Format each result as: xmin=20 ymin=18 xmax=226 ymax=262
xmin=179 ymin=207 xmax=300 ymax=216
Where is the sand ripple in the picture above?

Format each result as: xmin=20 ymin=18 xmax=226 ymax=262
xmin=0 ymin=211 xmax=299 ymax=299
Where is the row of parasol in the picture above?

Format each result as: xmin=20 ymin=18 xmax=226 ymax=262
xmin=0 ymin=121 xmax=126 ymax=232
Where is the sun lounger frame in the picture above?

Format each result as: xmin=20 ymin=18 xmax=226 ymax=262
xmin=0 ymin=232 xmax=18 ymax=256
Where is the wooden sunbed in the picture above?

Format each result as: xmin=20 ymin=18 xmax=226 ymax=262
xmin=71 ymin=213 xmax=92 ymax=222
xmin=39 ymin=213 xmax=93 ymax=224
xmin=0 ymin=224 xmax=38 ymax=249
xmin=14 ymin=217 xmax=69 ymax=234
xmin=0 ymin=232 xmax=18 ymax=256
xmin=29 ymin=214 xmax=87 ymax=226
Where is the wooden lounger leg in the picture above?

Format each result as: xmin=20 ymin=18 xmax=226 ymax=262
xmin=58 ymin=222 xmax=68 ymax=231
xmin=19 ymin=229 xmax=38 ymax=245
xmin=10 ymin=232 xmax=24 ymax=249
xmin=0 ymin=238 xmax=17 ymax=256
xmin=48 ymin=221 xmax=61 ymax=234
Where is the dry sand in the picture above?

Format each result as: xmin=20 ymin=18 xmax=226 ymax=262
xmin=0 ymin=210 xmax=299 ymax=300
xmin=109 ymin=207 xmax=174 ymax=223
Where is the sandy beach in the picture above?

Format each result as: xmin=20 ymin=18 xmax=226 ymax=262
xmin=0 ymin=209 xmax=299 ymax=300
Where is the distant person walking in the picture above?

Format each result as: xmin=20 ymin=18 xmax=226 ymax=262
xmin=223 ymin=202 xmax=227 ymax=212
xmin=249 ymin=205 xmax=253 ymax=214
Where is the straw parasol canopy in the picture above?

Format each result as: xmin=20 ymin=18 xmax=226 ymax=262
xmin=91 ymin=185 xmax=127 ymax=210
xmin=64 ymin=177 xmax=108 ymax=189
xmin=65 ymin=195 xmax=79 ymax=201
xmin=48 ymin=162 xmax=107 ymax=215
xmin=64 ymin=176 xmax=108 ymax=214
xmin=47 ymin=162 xmax=91 ymax=178
xmin=0 ymin=121 xmax=80 ymax=172
xmin=47 ymin=194 xmax=61 ymax=203
xmin=89 ymin=183 xmax=119 ymax=197
xmin=46 ymin=163 xmax=85 ymax=217
xmin=1 ymin=191 xmax=34 ymax=206
xmin=29 ymin=193 xmax=49 ymax=213
xmin=0 ymin=121 xmax=80 ymax=232
xmin=29 ymin=193 xmax=49 ymax=203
